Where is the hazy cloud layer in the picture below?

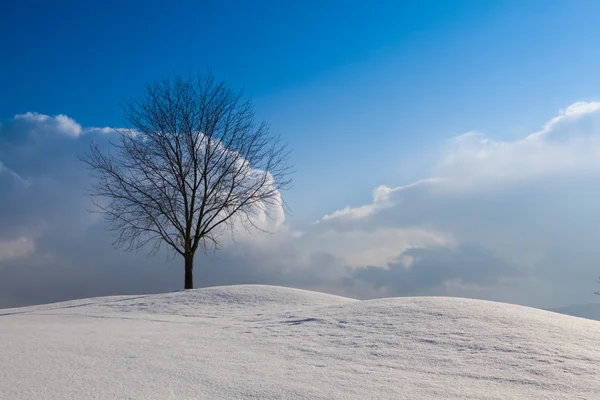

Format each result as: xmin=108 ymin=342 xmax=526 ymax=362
xmin=2 ymin=104 xmax=600 ymax=308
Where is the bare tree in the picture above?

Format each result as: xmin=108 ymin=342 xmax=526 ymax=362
xmin=82 ymin=72 xmax=292 ymax=289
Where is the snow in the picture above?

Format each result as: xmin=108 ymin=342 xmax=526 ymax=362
xmin=2 ymin=285 xmax=600 ymax=399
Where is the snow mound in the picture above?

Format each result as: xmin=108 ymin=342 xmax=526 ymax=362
xmin=0 ymin=284 xmax=354 ymax=318
xmin=2 ymin=285 xmax=600 ymax=399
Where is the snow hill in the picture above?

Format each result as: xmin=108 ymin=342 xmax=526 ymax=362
xmin=2 ymin=285 xmax=600 ymax=399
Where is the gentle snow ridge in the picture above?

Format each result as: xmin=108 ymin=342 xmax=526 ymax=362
xmin=1 ymin=285 xmax=600 ymax=399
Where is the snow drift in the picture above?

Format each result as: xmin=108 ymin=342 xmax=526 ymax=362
xmin=1 ymin=285 xmax=600 ymax=399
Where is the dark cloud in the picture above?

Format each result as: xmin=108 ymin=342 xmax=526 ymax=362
xmin=0 ymin=223 xmax=351 ymax=308
xmin=350 ymin=245 xmax=519 ymax=297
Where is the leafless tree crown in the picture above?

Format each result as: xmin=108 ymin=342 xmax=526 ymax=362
xmin=82 ymin=72 xmax=292 ymax=259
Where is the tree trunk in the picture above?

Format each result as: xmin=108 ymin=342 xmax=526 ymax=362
xmin=184 ymin=253 xmax=194 ymax=289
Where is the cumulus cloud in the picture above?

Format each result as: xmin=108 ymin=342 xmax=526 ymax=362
xmin=438 ymin=102 xmax=600 ymax=185
xmin=528 ymin=101 xmax=600 ymax=140
xmin=316 ymin=101 xmax=600 ymax=306
xmin=0 ymin=112 xmax=288 ymax=308
xmin=2 ymin=103 xmax=600 ymax=309
xmin=14 ymin=112 xmax=84 ymax=137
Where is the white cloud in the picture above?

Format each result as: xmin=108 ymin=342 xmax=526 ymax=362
xmin=437 ymin=101 xmax=600 ymax=186
xmin=0 ymin=111 xmax=287 ymax=289
xmin=14 ymin=112 xmax=83 ymax=137
xmin=313 ymin=101 xmax=600 ymax=306
xmin=320 ymin=179 xmax=440 ymax=222
xmin=0 ymin=237 xmax=35 ymax=263
xmin=14 ymin=112 xmax=51 ymax=122
xmin=3 ymin=103 xmax=600 ymax=308
xmin=527 ymin=101 xmax=600 ymax=141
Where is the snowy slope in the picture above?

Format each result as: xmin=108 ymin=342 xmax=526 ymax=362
xmin=2 ymin=285 xmax=600 ymax=399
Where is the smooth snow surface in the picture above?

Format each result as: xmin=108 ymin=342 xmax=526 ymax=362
xmin=2 ymin=285 xmax=600 ymax=399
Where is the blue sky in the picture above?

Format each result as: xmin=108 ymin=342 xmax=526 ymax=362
xmin=3 ymin=0 xmax=600 ymax=222
xmin=2 ymin=0 xmax=600 ymax=308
